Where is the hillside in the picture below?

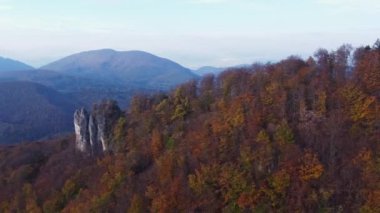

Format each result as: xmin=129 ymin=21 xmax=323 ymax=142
xmin=0 ymin=50 xmax=198 ymax=143
xmin=0 ymin=69 xmax=139 ymax=108
xmin=195 ymin=66 xmax=225 ymax=76
xmin=0 ymin=69 xmax=106 ymax=92
xmin=0 ymin=57 xmax=34 ymax=72
xmin=196 ymin=65 xmax=250 ymax=76
xmin=0 ymin=81 xmax=78 ymax=144
xmin=0 ymin=43 xmax=378 ymax=212
xmin=41 ymin=49 xmax=198 ymax=90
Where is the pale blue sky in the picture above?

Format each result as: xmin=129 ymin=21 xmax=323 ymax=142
xmin=0 ymin=0 xmax=379 ymax=68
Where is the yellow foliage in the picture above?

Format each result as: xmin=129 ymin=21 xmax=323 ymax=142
xmin=341 ymin=84 xmax=376 ymax=122
xmin=240 ymin=144 xmax=255 ymax=171
xmin=353 ymin=148 xmax=376 ymax=180
xmin=261 ymin=83 xmax=277 ymax=106
xmin=151 ymin=128 xmax=163 ymax=159
xmin=23 ymin=184 xmax=42 ymax=213
xmin=188 ymin=164 xmax=219 ymax=195
xmin=298 ymin=151 xmax=324 ymax=182
xmin=219 ymin=164 xmax=249 ymax=203
xmin=128 ymin=194 xmax=144 ymax=213
xmin=315 ymin=90 xmax=327 ymax=116
xmin=360 ymin=189 xmax=380 ymax=213
xmin=274 ymin=120 xmax=295 ymax=145
xmin=270 ymin=169 xmax=290 ymax=194
xmin=256 ymin=130 xmax=270 ymax=144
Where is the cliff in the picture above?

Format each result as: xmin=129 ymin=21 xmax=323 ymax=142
xmin=74 ymin=100 xmax=122 ymax=154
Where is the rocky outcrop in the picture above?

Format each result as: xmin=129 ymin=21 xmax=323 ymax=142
xmin=74 ymin=100 xmax=122 ymax=155
xmin=74 ymin=108 xmax=90 ymax=152
xmin=88 ymin=115 xmax=100 ymax=154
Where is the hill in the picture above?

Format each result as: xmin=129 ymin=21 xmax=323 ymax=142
xmin=195 ymin=66 xmax=225 ymax=76
xmin=196 ymin=64 xmax=250 ymax=76
xmin=0 ymin=69 xmax=144 ymax=108
xmin=0 ymin=57 xmax=34 ymax=72
xmin=0 ymin=69 xmax=105 ymax=92
xmin=0 ymin=50 xmax=198 ymax=143
xmin=0 ymin=81 xmax=78 ymax=144
xmin=0 ymin=43 xmax=378 ymax=212
xmin=0 ymin=50 xmax=199 ymax=108
xmin=41 ymin=49 xmax=198 ymax=90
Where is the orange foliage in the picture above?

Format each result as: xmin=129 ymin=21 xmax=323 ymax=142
xmin=298 ymin=150 xmax=324 ymax=182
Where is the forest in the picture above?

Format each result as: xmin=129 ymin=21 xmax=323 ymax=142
xmin=0 ymin=41 xmax=379 ymax=212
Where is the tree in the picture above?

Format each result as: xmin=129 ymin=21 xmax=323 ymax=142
xmin=314 ymin=48 xmax=334 ymax=86
xmin=128 ymin=194 xmax=145 ymax=213
xmin=253 ymin=130 xmax=274 ymax=180
xmin=298 ymin=150 xmax=324 ymax=182
xmin=151 ymin=128 xmax=164 ymax=158
xmin=23 ymin=184 xmax=41 ymax=213
xmin=354 ymin=50 xmax=380 ymax=96
xmin=199 ymin=74 xmax=215 ymax=111
xmin=334 ymin=44 xmax=352 ymax=86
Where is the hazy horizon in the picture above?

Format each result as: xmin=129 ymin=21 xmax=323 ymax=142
xmin=0 ymin=0 xmax=379 ymax=68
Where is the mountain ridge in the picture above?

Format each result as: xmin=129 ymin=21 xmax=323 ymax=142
xmin=41 ymin=49 xmax=198 ymax=90
xmin=0 ymin=50 xmax=200 ymax=143
xmin=0 ymin=57 xmax=34 ymax=72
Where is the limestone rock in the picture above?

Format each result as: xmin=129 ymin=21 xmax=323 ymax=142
xmin=89 ymin=115 xmax=102 ymax=155
xmin=74 ymin=108 xmax=90 ymax=152
xmin=73 ymin=100 xmax=122 ymax=154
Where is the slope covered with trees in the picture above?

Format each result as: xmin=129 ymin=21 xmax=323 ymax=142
xmin=0 ymin=81 xmax=79 ymax=144
xmin=0 ymin=42 xmax=379 ymax=212
xmin=0 ymin=50 xmax=197 ymax=143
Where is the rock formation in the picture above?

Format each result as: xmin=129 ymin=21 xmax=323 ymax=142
xmin=74 ymin=108 xmax=90 ymax=152
xmin=74 ymin=100 xmax=122 ymax=154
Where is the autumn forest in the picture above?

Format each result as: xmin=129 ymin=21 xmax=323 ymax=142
xmin=0 ymin=41 xmax=379 ymax=212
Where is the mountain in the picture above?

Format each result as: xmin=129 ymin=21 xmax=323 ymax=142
xmin=0 ymin=43 xmax=379 ymax=212
xmin=0 ymin=81 xmax=78 ymax=144
xmin=0 ymin=50 xmax=198 ymax=108
xmin=0 ymin=69 xmax=139 ymax=108
xmin=195 ymin=64 xmax=250 ymax=76
xmin=41 ymin=49 xmax=198 ymax=90
xmin=196 ymin=66 xmax=225 ymax=76
xmin=0 ymin=69 xmax=104 ymax=92
xmin=0 ymin=50 xmax=198 ymax=144
xmin=0 ymin=57 xmax=34 ymax=72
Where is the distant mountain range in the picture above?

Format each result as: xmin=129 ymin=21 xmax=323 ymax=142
xmin=0 ymin=49 xmax=201 ymax=144
xmin=41 ymin=49 xmax=198 ymax=90
xmin=0 ymin=57 xmax=34 ymax=72
xmin=0 ymin=49 xmax=250 ymax=144
xmin=195 ymin=64 xmax=250 ymax=76
xmin=195 ymin=66 xmax=225 ymax=76
xmin=0 ymin=50 xmax=200 ymax=105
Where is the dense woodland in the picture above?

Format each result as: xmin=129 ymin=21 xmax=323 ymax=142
xmin=0 ymin=81 xmax=78 ymax=144
xmin=0 ymin=41 xmax=379 ymax=212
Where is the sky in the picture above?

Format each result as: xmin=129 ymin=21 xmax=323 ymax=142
xmin=0 ymin=0 xmax=379 ymax=68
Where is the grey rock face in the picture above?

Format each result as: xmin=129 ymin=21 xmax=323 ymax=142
xmin=74 ymin=108 xmax=90 ymax=152
xmin=74 ymin=100 xmax=122 ymax=154
xmin=95 ymin=114 xmax=108 ymax=152
xmin=89 ymin=115 xmax=102 ymax=155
